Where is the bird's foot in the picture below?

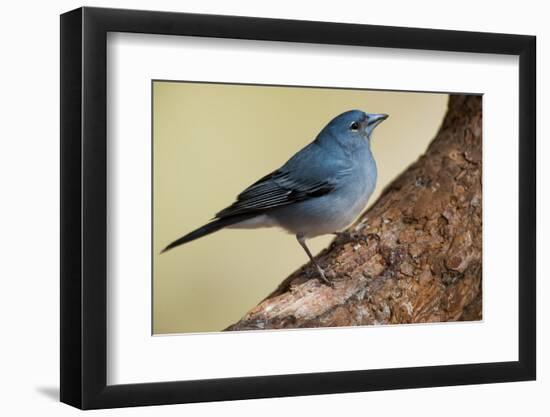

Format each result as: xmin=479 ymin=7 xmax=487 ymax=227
xmin=365 ymin=233 xmax=380 ymax=244
xmin=334 ymin=231 xmax=380 ymax=244
xmin=315 ymin=265 xmax=335 ymax=288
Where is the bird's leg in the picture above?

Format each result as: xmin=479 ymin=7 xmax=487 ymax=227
xmin=296 ymin=235 xmax=334 ymax=288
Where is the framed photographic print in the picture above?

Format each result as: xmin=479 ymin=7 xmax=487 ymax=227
xmin=60 ymin=6 xmax=536 ymax=409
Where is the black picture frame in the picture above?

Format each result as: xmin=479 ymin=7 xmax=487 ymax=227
xmin=60 ymin=6 xmax=536 ymax=410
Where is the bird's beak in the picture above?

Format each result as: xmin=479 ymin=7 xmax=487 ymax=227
xmin=366 ymin=113 xmax=389 ymax=129
xmin=364 ymin=113 xmax=388 ymax=138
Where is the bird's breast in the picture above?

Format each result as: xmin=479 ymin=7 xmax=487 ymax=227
xmin=329 ymin=152 xmax=377 ymax=231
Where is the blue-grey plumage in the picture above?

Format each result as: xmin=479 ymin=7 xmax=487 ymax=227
xmin=162 ymin=110 xmax=388 ymax=285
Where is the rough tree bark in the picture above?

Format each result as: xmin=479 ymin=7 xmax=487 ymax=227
xmin=227 ymin=95 xmax=482 ymax=331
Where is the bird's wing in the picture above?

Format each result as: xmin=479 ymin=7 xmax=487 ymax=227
xmin=215 ymin=169 xmax=335 ymax=219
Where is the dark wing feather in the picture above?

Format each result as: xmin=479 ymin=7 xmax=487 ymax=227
xmin=215 ymin=170 xmax=334 ymax=219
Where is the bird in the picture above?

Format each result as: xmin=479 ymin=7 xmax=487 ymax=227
xmin=161 ymin=110 xmax=388 ymax=286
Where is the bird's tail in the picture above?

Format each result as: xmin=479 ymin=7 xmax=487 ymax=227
xmin=160 ymin=214 xmax=252 ymax=254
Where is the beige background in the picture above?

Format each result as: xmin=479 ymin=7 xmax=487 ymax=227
xmin=153 ymin=81 xmax=448 ymax=334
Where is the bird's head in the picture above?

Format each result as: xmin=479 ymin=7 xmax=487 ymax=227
xmin=318 ymin=110 xmax=389 ymax=151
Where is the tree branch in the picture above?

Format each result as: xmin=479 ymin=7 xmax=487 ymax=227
xmin=227 ymin=95 xmax=482 ymax=331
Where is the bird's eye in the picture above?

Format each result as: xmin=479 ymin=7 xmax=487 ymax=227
xmin=349 ymin=121 xmax=360 ymax=131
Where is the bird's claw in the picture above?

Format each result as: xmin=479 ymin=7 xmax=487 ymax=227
xmin=335 ymin=231 xmax=379 ymax=245
xmin=317 ymin=268 xmax=335 ymax=288
xmin=365 ymin=233 xmax=380 ymax=243
xmin=319 ymin=277 xmax=335 ymax=288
